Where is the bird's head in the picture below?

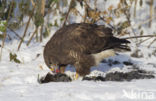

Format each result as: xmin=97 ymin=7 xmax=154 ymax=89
xmin=43 ymin=54 xmax=60 ymax=73
xmin=43 ymin=44 xmax=60 ymax=73
xmin=49 ymin=64 xmax=60 ymax=73
xmin=45 ymin=59 xmax=60 ymax=73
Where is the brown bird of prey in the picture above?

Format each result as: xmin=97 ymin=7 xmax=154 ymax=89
xmin=43 ymin=23 xmax=130 ymax=79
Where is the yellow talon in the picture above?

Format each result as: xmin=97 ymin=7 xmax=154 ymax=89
xmin=50 ymin=65 xmax=55 ymax=72
xmin=74 ymin=72 xmax=79 ymax=80
xmin=50 ymin=68 xmax=54 ymax=72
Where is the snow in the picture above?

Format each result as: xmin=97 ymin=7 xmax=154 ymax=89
xmin=0 ymin=40 xmax=156 ymax=101
xmin=1 ymin=0 xmax=156 ymax=101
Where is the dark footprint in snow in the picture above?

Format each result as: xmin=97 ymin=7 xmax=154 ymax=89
xmin=83 ymin=68 xmax=155 ymax=81
xmin=38 ymin=73 xmax=72 ymax=83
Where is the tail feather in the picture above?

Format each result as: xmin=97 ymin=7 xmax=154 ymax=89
xmin=114 ymin=45 xmax=131 ymax=52
xmin=111 ymin=37 xmax=130 ymax=44
xmin=107 ymin=37 xmax=131 ymax=52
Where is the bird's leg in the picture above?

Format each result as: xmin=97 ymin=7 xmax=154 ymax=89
xmin=74 ymin=72 xmax=83 ymax=80
xmin=75 ymin=72 xmax=79 ymax=80
xmin=59 ymin=66 xmax=65 ymax=74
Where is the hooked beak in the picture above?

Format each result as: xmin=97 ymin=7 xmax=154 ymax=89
xmin=50 ymin=65 xmax=60 ymax=73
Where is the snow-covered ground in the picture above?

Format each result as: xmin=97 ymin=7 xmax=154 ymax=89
xmin=0 ymin=42 xmax=156 ymax=101
xmin=1 ymin=0 xmax=156 ymax=101
xmin=0 ymin=28 xmax=156 ymax=101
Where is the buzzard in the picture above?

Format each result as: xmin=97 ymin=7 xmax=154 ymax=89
xmin=43 ymin=23 xmax=130 ymax=79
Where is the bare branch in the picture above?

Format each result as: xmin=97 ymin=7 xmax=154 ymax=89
xmin=41 ymin=0 xmax=45 ymax=16
xmin=8 ymin=27 xmax=22 ymax=40
xmin=62 ymin=0 xmax=74 ymax=27
xmin=149 ymin=0 xmax=153 ymax=27
xmin=129 ymin=16 xmax=156 ymax=29
xmin=0 ymin=1 xmax=14 ymax=61
xmin=40 ymin=0 xmax=45 ymax=42
xmin=134 ymin=0 xmax=138 ymax=17
xmin=148 ymin=38 xmax=156 ymax=48
xmin=17 ymin=7 xmax=35 ymax=51
xmin=122 ymin=35 xmax=156 ymax=40
xmin=30 ymin=0 xmax=36 ymax=7
xmin=27 ymin=28 xmax=38 ymax=46
xmin=138 ymin=37 xmax=152 ymax=44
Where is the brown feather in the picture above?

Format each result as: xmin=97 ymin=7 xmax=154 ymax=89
xmin=43 ymin=23 xmax=130 ymax=76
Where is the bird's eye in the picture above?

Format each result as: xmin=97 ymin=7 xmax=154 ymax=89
xmin=49 ymin=61 xmax=52 ymax=65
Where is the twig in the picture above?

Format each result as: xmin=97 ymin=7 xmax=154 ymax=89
xmin=17 ymin=7 xmax=35 ymax=51
xmin=62 ymin=0 xmax=74 ymax=27
xmin=99 ymin=16 xmax=115 ymax=30
xmin=138 ymin=37 xmax=152 ymax=44
xmin=40 ymin=0 xmax=45 ymax=42
xmin=83 ymin=0 xmax=89 ymax=23
xmin=149 ymin=0 xmax=153 ymax=27
xmin=46 ymin=2 xmax=56 ymax=16
xmin=30 ymin=0 xmax=36 ymax=7
xmin=148 ymin=38 xmax=156 ymax=48
xmin=131 ymin=44 xmax=156 ymax=49
xmin=36 ymin=28 xmax=39 ymax=42
xmin=8 ymin=27 xmax=22 ymax=40
xmin=7 ymin=34 xmax=12 ymax=40
xmin=122 ymin=35 xmax=156 ymax=40
xmin=27 ymin=28 xmax=38 ymax=46
xmin=123 ymin=3 xmax=137 ymax=38
xmin=40 ymin=25 xmax=43 ymax=42
xmin=0 ymin=1 xmax=14 ymax=61
xmin=134 ymin=0 xmax=137 ymax=18
xmin=46 ymin=25 xmax=50 ymax=36
xmin=129 ymin=16 xmax=156 ymax=29
xmin=41 ymin=0 xmax=45 ymax=16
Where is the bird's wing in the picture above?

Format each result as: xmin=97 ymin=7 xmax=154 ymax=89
xmin=68 ymin=23 xmax=130 ymax=54
xmin=67 ymin=23 xmax=113 ymax=54
xmin=50 ymin=23 xmax=130 ymax=55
